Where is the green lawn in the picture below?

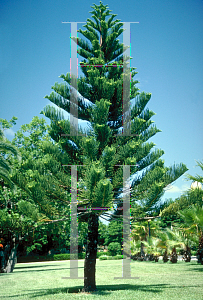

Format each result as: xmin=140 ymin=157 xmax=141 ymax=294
xmin=0 ymin=259 xmax=202 ymax=300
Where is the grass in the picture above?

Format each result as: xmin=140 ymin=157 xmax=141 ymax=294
xmin=0 ymin=259 xmax=202 ymax=300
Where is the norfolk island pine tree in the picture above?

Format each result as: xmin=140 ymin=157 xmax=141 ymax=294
xmin=40 ymin=1 xmax=188 ymax=292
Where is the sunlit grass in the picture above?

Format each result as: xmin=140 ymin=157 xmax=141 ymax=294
xmin=0 ymin=259 xmax=202 ymax=299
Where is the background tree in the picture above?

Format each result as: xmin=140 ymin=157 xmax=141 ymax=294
xmin=142 ymin=237 xmax=162 ymax=261
xmin=11 ymin=116 xmax=71 ymax=220
xmin=0 ymin=118 xmax=23 ymax=272
xmin=0 ymin=116 xmax=72 ymax=272
xmin=160 ymin=188 xmax=203 ymax=222
xmin=0 ymin=185 xmax=44 ymax=272
xmin=107 ymin=242 xmax=121 ymax=256
xmin=164 ymin=228 xmax=187 ymax=263
xmin=0 ymin=117 xmax=20 ymax=191
xmin=41 ymin=1 xmax=188 ymax=292
xmin=98 ymin=221 xmax=108 ymax=247
xmin=159 ymin=162 xmax=203 ymax=258
xmin=131 ymin=218 xmax=161 ymax=259
xmin=104 ymin=220 xmax=122 ymax=247
xmin=185 ymin=160 xmax=203 ymax=187
xmin=179 ymin=206 xmax=203 ymax=264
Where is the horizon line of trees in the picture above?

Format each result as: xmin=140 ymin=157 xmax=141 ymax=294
xmin=0 ymin=116 xmax=202 ymax=262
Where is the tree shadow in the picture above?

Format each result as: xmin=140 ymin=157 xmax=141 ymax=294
xmin=187 ymin=267 xmax=203 ymax=272
xmin=67 ymin=283 xmax=169 ymax=295
xmin=13 ymin=263 xmax=109 ymax=273
xmin=12 ymin=266 xmax=84 ymax=273
xmin=4 ymin=283 xmax=185 ymax=298
xmin=15 ymin=264 xmax=62 ymax=269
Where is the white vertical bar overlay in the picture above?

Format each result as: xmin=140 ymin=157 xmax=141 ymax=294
xmin=114 ymin=165 xmax=139 ymax=279
xmin=122 ymin=165 xmax=131 ymax=277
xmin=70 ymin=165 xmax=78 ymax=277
xmin=122 ymin=22 xmax=131 ymax=136
xmin=62 ymin=165 xmax=84 ymax=279
xmin=70 ymin=22 xmax=78 ymax=136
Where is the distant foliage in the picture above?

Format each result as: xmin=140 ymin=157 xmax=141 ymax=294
xmin=108 ymin=242 xmax=121 ymax=256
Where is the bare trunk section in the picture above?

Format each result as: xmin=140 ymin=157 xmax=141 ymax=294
xmin=83 ymin=212 xmax=98 ymax=292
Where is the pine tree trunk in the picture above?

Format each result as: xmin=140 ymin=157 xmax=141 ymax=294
xmin=83 ymin=213 xmax=98 ymax=292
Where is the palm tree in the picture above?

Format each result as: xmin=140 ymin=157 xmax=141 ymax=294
xmin=0 ymin=128 xmax=20 ymax=191
xmin=155 ymin=230 xmax=169 ymax=262
xmin=166 ymin=228 xmax=190 ymax=263
xmin=179 ymin=205 xmax=203 ymax=264
xmin=143 ymin=237 xmax=162 ymax=262
xmin=131 ymin=219 xmax=161 ymax=260
xmin=131 ymin=222 xmax=150 ymax=259
xmin=131 ymin=239 xmax=142 ymax=258
xmin=157 ymin=228 xmax=186 ymax=263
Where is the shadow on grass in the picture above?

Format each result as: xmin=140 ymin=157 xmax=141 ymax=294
xmin=13 ymin=266 xmax=84 ymax=273
xmin=15 ymin=265 xmax=62 ymax=269
xmin=5 ymin=283 xmax=196 ymax=298
xmin=187 ymin=267 xmax=203 ymax=272
xmin=13 ymin=263 xmax=110 ymax=273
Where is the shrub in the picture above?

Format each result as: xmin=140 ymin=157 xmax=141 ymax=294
xmin=108 ymin=242 xmax=121 ymax=256
xmin=99 ymin=255 xmax=108 ymax=260
xmin=53 ymin=252 xmax=86 ymax=261
xmin=60 ymin=248 xmax=69 ymax=254
xmin=114 ymin=255 xmax=123 ymax=260
xmin=107 ymin=256 xmax=113 ymax=260
xmin=99 ymin=255 xmax=125 ymax=261
xmin=78 ymin=252 xmax=86 ymax=259
xmin=131 ymin=253 xmax=139 ymax=260
xmin=18 ymin=252 xmax=86 ymax=263
xmin=97 ymin=251 xmax=111 ymax=258
xmin=53 ymin=254 xmax=70 ymax=260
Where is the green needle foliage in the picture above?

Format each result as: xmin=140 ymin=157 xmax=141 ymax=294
xmin=40 ymin=1 xmax=188 ymax=292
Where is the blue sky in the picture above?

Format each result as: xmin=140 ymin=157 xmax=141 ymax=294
xmin=1 ymin=0 xmax=203 ymax=203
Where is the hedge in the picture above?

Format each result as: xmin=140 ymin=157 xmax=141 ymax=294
xmin=97 ymin=251 xmax=111 ymax=258
xmin=99 ymin=255 xmax=126 ymax=261
xmin=17 ymin=251 xmax=125 ymax=263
